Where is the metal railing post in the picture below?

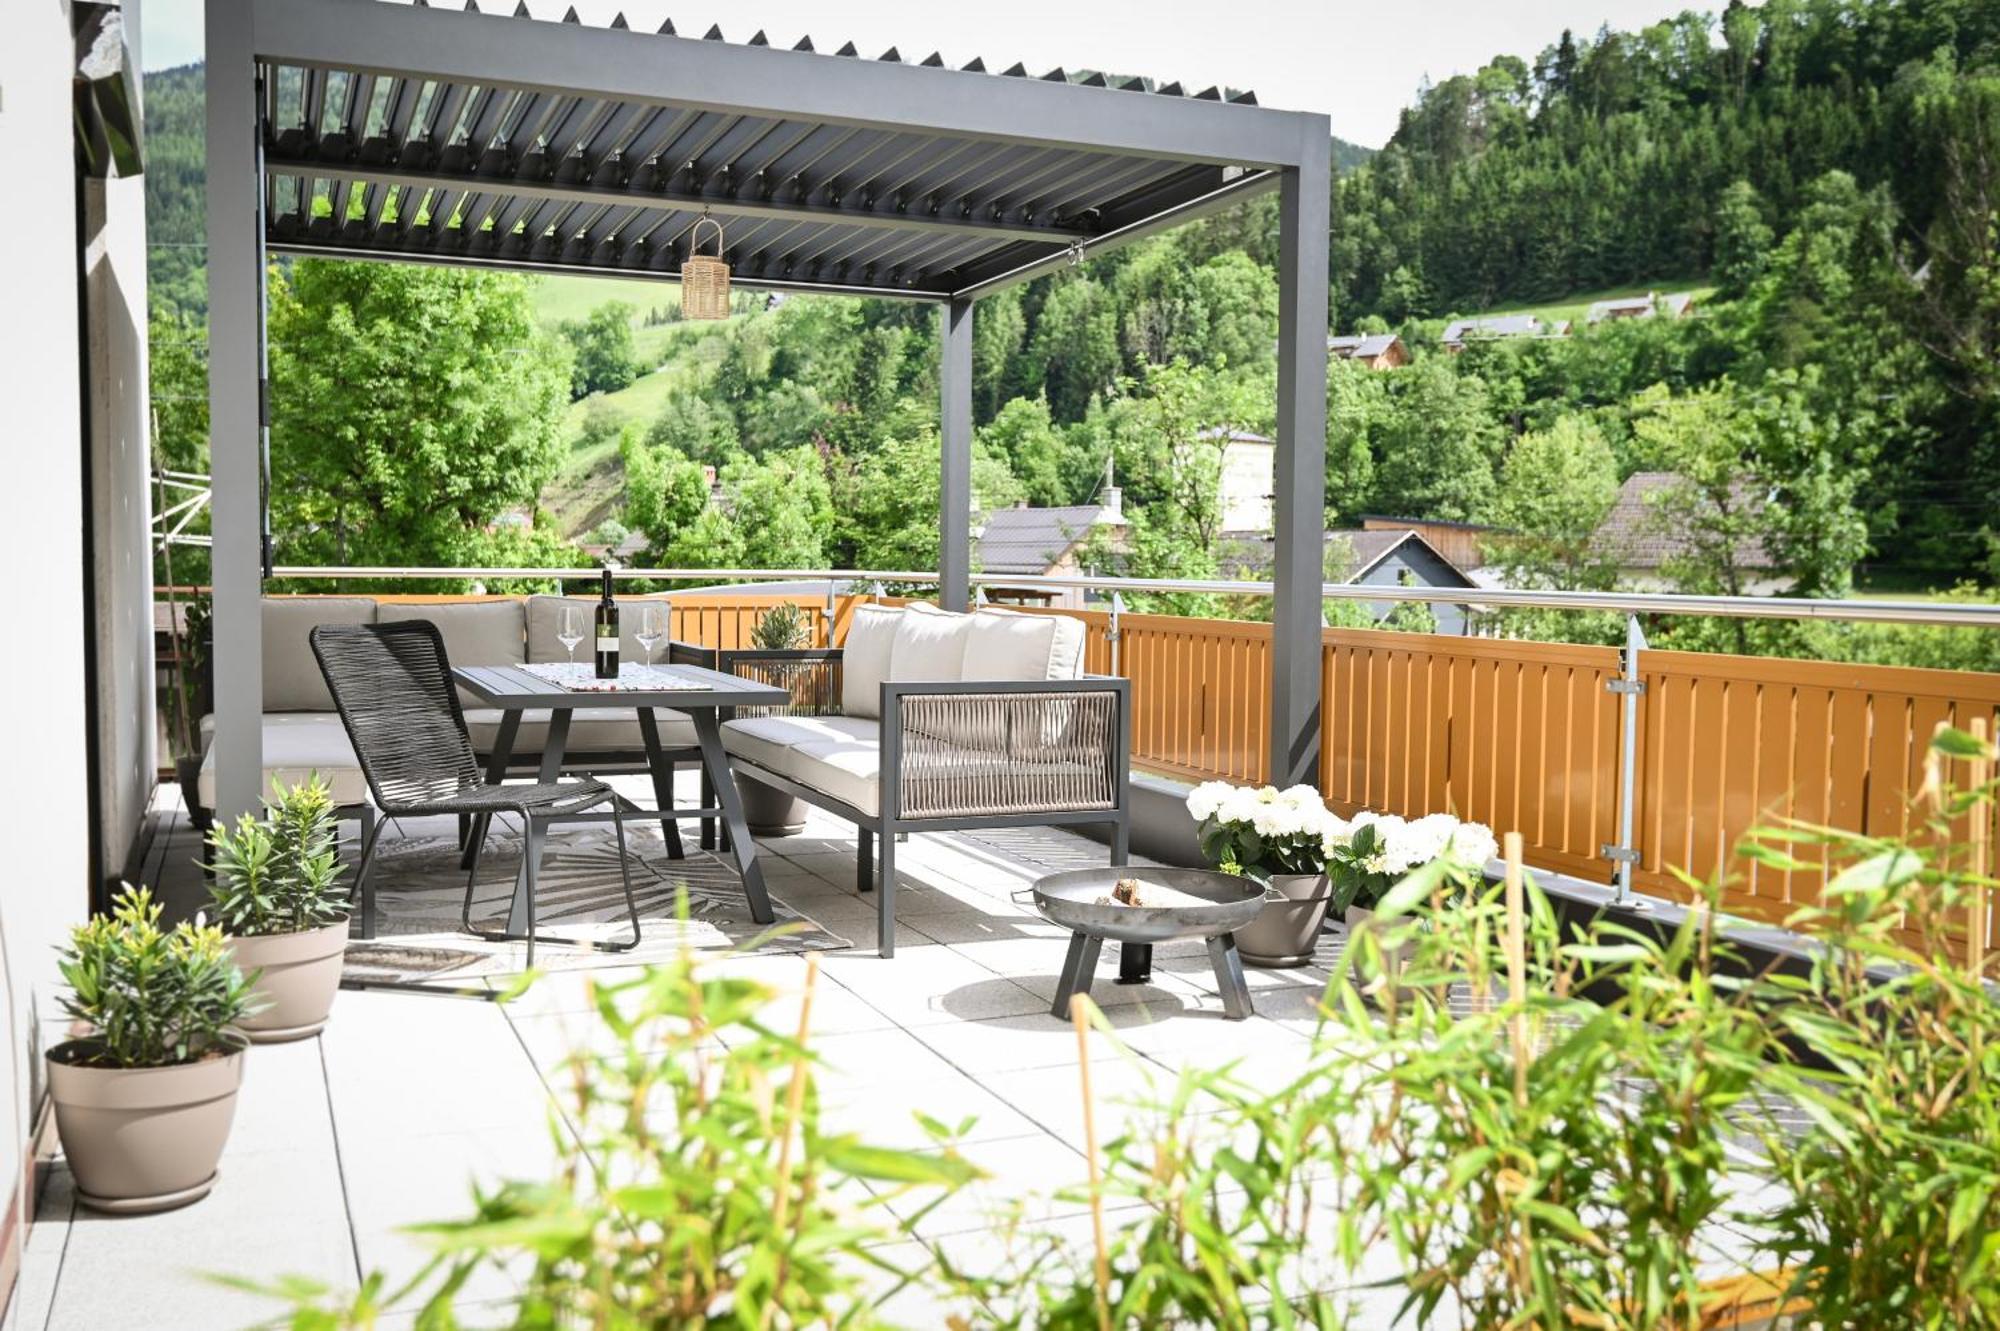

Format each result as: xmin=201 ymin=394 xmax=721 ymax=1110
xmin=1603 ymin=614 xmax=1648 ymax=908
xmin=1107 ymin=591 xmax=1126 ymax=677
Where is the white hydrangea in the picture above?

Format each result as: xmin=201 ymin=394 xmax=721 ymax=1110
xmin=1185 ymin=780 xmax=1235 ymax=822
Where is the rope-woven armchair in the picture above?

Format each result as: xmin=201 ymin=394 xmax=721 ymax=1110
xmin=718 ymin=646 xmax=1130 ymax=957
xmin=310 ymin=620 xmax=640 ymax=967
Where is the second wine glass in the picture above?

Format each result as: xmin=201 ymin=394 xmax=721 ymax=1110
xmin=558 ymin=605 xmax=584 ymax=662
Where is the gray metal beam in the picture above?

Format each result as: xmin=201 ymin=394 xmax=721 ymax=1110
xmin=259 ymin=150 xmax=1087 ymax=246
xmin=939 ymin=297 xmax=974 ymax=612
xmin=249 ymin=0 xmax=1315 ymax=169
xmin=1268 ymin=146 xmax=1331 ymax=789
xmin=949 ymin=168 xmax=1278 ymax=299
xmin=265 ymin=238 xmax=952 ymax=300
xmin=206 ymin=0 xmax=266 ymax=819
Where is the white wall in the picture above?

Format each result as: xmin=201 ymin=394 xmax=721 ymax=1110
xmin=86 ymin=164 xmax=158 ymax=878
xmin=0 ymin=0 xmax=97 ymax=1223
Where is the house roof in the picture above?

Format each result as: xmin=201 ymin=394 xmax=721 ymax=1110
xmin=244 ymin=0 xmax=1311 ymax=301
xmin=1440 ymin=314 xmax=1540 ymax=343
xmin=1328 ymin=332 xmax=1400 ymax=359
xmin=1216 ymin=528 xmax=1476 ymax=586
xmin=1586 ymin=292 xmax=1694 ymax=322
xmin=1593 ymin=471 xmax=1775 ymax=569
xmin=1197 ymin=427 xmax=1273 ymax=444
xmin=978 ymin=504 xmax=1114 ymax=574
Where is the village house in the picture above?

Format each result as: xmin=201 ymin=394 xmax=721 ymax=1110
xmin=1218 ymin=528 xmax=1481 ymax=635
xmin=1326 ymin=331 xmax=1410 ymax=369
xmin=975 ymin=491 xmax=1129 ymax=607
xmin=1591 ymin=470 xmax=1790 ymax=593
xmin=1439 ymin=313 xmax=1568 ymax=350
xmin=1587 ymin=291 xmax=1696 ymax=323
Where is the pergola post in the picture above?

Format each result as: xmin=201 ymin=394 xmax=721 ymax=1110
xmin=1269 ymin=141 xmax=1331 ymax=788
xmin=939 ymin=296 xmax=974 ymax=612
xmin=205 ymin=0 xmax=264 ymax=819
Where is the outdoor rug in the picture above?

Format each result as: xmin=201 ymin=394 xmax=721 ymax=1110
xmin=340 ymin=815 xmax=850 ymax=989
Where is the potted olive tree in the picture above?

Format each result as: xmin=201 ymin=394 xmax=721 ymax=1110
xmin=1186 ymin=782 xmax=1343 ymax=966
xmin=47 ymin=887 xmax=256 ymax=1213
xmin=206 ymin=775 xmax=351 ymax=1042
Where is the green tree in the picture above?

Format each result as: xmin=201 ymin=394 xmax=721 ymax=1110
xmin=1711 ymin=179 xmax=1773 ymax=297
xmin=723 ymin=447 xmax=832 ymax=570
xmin=977 ymin=396 xmax=1074 ymax=507
xmin=266 ymin=260 xmax=571 ymax=571
xmin=1488 ymin=415 xmax=1621 ymax=589
xmin=1026 ymin=275 xmax=1121 ymax=420
xmin=1367 ymin=357 xmax=1503 ymax=521
xmin=559 ymin=301 xmax=641 ymax=399
xmin=620 ymin=427 xmax=711 ymax=549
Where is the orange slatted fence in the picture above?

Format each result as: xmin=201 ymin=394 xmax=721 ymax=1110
xmin=1319 ymin=629 xmax=1623 ymax=885
xmin=1632 ymin=650 xmax=2000 ymax=935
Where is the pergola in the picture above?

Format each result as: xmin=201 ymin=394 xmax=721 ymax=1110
xmin=204 ymin=0 xmax=1331 ymax=817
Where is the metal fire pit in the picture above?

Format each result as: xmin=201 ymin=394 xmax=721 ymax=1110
xmin=1026 ymin=867 xmax=1267 ymax=1021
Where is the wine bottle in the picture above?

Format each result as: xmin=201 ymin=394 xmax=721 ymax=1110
xmin=594 ymin=568 xmax=620 ymax=679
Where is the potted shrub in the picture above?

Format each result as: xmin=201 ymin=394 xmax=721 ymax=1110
xmin=206 ymin=775 xmax=351 ymax=1042
xmin=46 ymin=887 xmax=256 ymax=1213
xmin=1186 ymin=781 xmax=1344 ymax=967
xmin=739 ymin=602 xmax=815 ymax=836
xmin=1326 ymin=810 xmax=1495 ymax=974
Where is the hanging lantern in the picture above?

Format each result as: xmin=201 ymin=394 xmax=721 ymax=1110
xmin=680 ymin=215 xmax=731 ymax=320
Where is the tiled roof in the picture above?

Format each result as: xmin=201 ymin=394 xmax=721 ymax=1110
xmin=978 ymin=505 xmax=1112 ymax=574
xmin=1593 ymin=471 xmax=1775 ymax=569
xmin=1441 ymin=314 xmax=1541 ymax=343
xmin=1217 ymin=528 xmax=1473 ymax=584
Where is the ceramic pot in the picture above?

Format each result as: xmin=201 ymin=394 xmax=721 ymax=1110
xmin=47 ymin=1035 xmax=247 ymax=1214
xmin=1234 ymin=872 xmax=1332 ymax=967
xmin=174 ymin=754 xmax=212 ymax=831
xmin=226 ymin=919 xmax=350 ymax=1042
xmin=739 ymin=775 xmax=808 ymax=837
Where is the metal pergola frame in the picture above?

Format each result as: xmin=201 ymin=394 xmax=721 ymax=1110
xmin=205 ymin=0 xmax=1330 ymax=817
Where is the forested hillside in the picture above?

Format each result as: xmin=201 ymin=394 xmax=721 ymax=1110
xmin=142 ymin=2 xmax=2000 ymax=669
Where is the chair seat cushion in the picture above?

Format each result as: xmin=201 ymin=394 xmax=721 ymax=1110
xmin=460 ymin=707 xmax=697 ymax=758
xmin=197 ymin=713 xmax=368 ymax=808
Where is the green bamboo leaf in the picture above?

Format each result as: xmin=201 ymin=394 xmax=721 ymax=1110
xmin=1948 ymin=1181 xmax=1992 ymax=1246
xmin=1930 ymin=725 xmax=1996 ymax=759
xmin=1826 ymin=848 xmax=1923 ymax=895
xmin=818 ymin=1139 xmax=983 ymax=1187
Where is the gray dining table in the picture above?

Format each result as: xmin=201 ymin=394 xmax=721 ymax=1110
xmin=451 ymin=661 xmax=788 ymax=935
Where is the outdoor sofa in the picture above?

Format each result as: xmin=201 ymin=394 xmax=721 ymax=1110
xmin=718 ymin=602 xmax=1132 ymax=957
xmin=195 ymin=596 xmax=716 ymax=926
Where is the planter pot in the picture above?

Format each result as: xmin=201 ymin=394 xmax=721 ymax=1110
xmin=1343 ymin=905 xmax=1414 ymax=990
xmin=1234 ymin=873 xmax=1332 ymax=968
xmin=47 ymin=1035 xmax=247 ymax=1214
xmin=173 ymin=753 xmax=212 ymax=832
xmin=739 ymin=775 xmax=808 ymax=837
xmin=227 ymin=919 xmax=350 ymax=1042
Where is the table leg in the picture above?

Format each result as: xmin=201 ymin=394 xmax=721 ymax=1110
xmin=1051 ymin=932 xmax=1103 ymax=1020
xmin=691 ymin=710 xmax=774 ymax=924
xmin=635 ymin=709 xmax=685 ymax=860
xmin=504 ymin=709 xmax=570 ymax=935
xmin=1206 ymin=932 xmax=1254 ymax=1020
xmin=1117 ymin=942 xmax=1153 ymax=984
xmin=461 ymin=708 xmax=520 ymax=871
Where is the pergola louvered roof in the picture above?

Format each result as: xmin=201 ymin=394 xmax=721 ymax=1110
xmin=252 ymin=0 xmax=1322 ymax=299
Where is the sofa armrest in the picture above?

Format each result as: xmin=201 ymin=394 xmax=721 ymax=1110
xmin=881 ymin=677 xmax=1130 ymax=821
xmin=667 ymin=639 xmax=718 ymax=669
xmin=717 ymin=648 xmax=844 ymax=718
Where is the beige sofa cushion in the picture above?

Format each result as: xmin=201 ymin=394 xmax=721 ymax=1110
xmin=377 ymin=600 xmax=525 ymax=667
xmin=461 ymin=707 xmax=697 ymax=758
xmin=526 ymin=594 xmax=673 ymax=664
xmin=890 ymin=603 xmax=972 ymax=681
xmin=265 ymin=597 xmax=377 ymax=711
xmin=965 ymin=609 xmax=1086 ymax=682
xmin=839 ymin=604 xmax=901 ymax=720
xmin=197 ymin=712 xmax=367 ymax=808
xmin=722 ymin=715 xmax=884 ymax=816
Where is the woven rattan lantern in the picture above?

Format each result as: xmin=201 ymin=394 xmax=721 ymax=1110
xmin=681 ymin=216 xmax=730 ymax=320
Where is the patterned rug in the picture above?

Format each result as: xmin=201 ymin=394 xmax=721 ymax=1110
xmin=341 ymin=815 xmax=850 ymax=988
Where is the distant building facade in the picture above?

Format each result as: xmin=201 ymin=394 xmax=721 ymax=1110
xmin=976 ymin=494 xmax=1129 ymax=607
xmin=1219 ymin=528 xmax=1480 ymax=635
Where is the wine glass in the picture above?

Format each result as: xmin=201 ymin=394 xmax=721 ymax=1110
xmin=636 ymin=605 xmax=664 ymax=667
xmin=558 ymin=605 xmax=584 ymax=663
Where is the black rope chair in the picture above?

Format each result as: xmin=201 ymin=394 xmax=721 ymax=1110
xmin=310 ymin=620 xmax=640 ymax=967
